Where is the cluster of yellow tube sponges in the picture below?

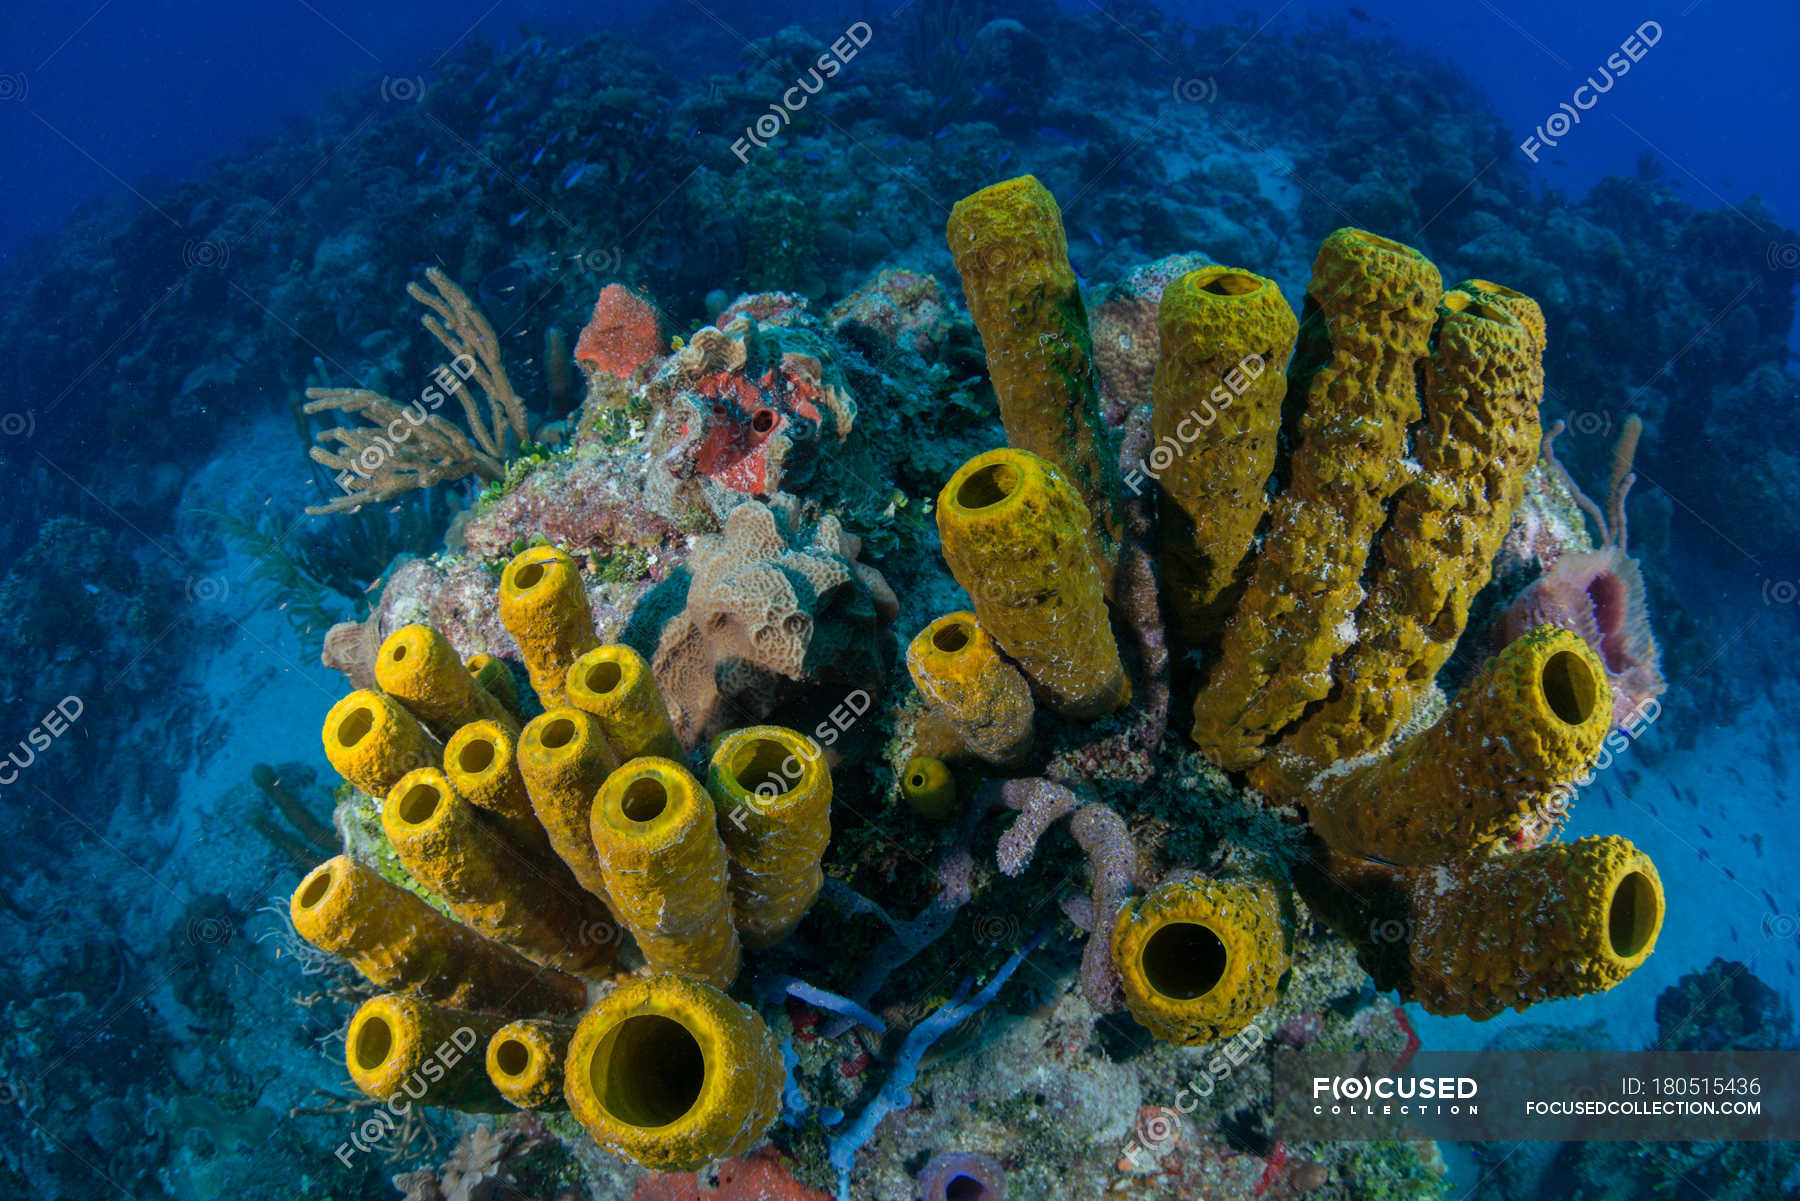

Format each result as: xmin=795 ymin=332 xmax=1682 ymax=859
xmin=298 ymin=545 xmax=826 ymax=1168
xmin=932 ymin=174 xmax=1664 ymax=1029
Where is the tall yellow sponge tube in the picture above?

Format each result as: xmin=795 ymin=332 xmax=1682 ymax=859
xmin=443 ymin=719 xmax=552 ymax=856
xmin=1190 ymin=228 xmax=1442 ymax=769
xmin=566 ymin=644 xmax=684 ymax=762
xmin=937 ymin=449 xmax=1128 ymax=719
xmin=290 ymin=856 xmax=586 ymax=1016
xmin=517 ymin=707 xmax=621 ymax=906
xmin=946 ymin=174 xmax=1122 ymax=587
xmin=1307 ymin=625 xmax=1612 ymax=865
xmin=905 ymin=612 xmax=1034 ymax=765
xmin=706 ymin=726 xmax=832 ymax=947
xmin=382 ymin=767 xmax=618 ymax=978
xmin=322 ymin=689 xmax=437 ymax=797
xmin=1150 ymin=266 xmax=1298 ymax=645
xmin=346 ymin=993 xmax=509 ymax=1110
xmin=374 ymin=624 xmax=517 ymax=739
xmin=591 ymin=758 xmax=741 ymax=988
xmin=1111 ymin=875 xmax=1291 ymax=1045
xmin=499 ymin=546 xmax=599 ymax=708
xmin=564 ymin=973 xmax=782 ymax=1172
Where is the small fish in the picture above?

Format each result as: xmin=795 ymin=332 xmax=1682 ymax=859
xmin=632 ymin=167 xmax=649 ymax=182
xmin=1699 ymin=824 xmax=1714 ymax=838
xmin=414 ymin=148 xmax=429 ymax=167
xmin=507 ymin=208 xmax=530 ymax=227
xmin=803 ymin=152 xmax=822 ymax=164
xmin=485 ymin=94 xmax=499 ymax=113
xmin=975 ymin=84 xmax=1007 ymax=102
xmin=1723 ymin=866 xmax=1737 ymax=881
xmin=1349 ymin=6 xmax=1372 ymax=19
xmin=562 ymin=162 xmax=589 ymax=188
xmin=1088 ymin=225 xmax=1104 ymax=247
xmin=1730 ymin=929 xmax=1739 ymax=943
xmin=934 ymin=128 xmax=952 ymax=140
xmin=531 ymin=145 xmax=546 ymax=165
xmin=880 ymin=135 xmax=900 ymax=148
xmin=998 ymin=150 xmax=1012 ymax=164
xmin=1763 ymin=889 xmax=1780 ymax=911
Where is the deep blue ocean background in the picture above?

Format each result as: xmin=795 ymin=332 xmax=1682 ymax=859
xmin=2 ymin=1 xmax=1797 ymax=1198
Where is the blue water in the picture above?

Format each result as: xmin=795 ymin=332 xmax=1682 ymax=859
xmin=2 ymin=1 xmax=1795 ymax=1197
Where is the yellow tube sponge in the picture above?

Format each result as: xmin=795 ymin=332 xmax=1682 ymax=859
xmin=591 ymin=758 xmax=741 ymax=987
xmin=487 ymin=1018 xmax=572 ymax=1110
xmin=290 ymin=856 xmax=586 ymax=1016
xmin=1252 ymin=287 xmax=1544 ymax=795
xmin=374 ymin=624 xmax=517 ymax=739
xmin=905 ymin=611 xmax=1034 ymax=765
xmin=1150 ymin=267 xmax=1298 ymax=645
xmin=1405 ymin=836 xmax=1664 ymax=1018
xmin=322 ymin=689 xmax=438 ymax=797
xmin=443 ymin=718 xmax=552 ymax=855
xmin=937 ymin=449 xmax=1128 ymax=718
xmin=564 ymin=973 xmax=782 ymax=1172
xmin=1111 ymin=876 xmax=1291 ymax=1045
xmin=499 ymin=546 xmax=599 ymax=708
xmin=706 ymin=726 xmax=832 ymax=947
xmin=946 ymin=175 xmax=1122 ymax=586
xmin=1191 ymin=229 xmax=1442 ymax=769
xmin=1307 ymin=625 xmax=1612 ymax=865
xmin=566 ymin=644 xmax=684 ymax=762
xmin=900 ymin=755 xmax=957 ymax=821
xmin=1461 ymin=277 xmax=1547 ymax=357
xmin=382 ymin=767 xmax=618 ymax=979
xmin=517 ymin=708 xmax=621 ymax=905
xmin=346 ymin=993 xmax=508 ymax=1110
xmin=467 ymin=653 xmax=524 ymax=722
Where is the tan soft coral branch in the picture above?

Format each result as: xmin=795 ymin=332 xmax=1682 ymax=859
xmin=303 ymin=268 xmax=528 ymax=515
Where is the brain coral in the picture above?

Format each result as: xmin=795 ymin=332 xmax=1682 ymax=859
xmin=643 ymin=496 xmax=897 ymax=746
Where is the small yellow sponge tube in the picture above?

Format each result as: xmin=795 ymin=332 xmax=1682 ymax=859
xmin=290 ymin=856 xmax=586 ymax=1016
xmin=517 ymin=708 xmax=622 ymax=906
xmin=382 ymin=767 xmax=618 ymax=979
xmin=322 ymin=689 xmax=438 ymax=797
xmin=346 ymin=993 xmax=509 ymax=1110
xmin=1307 ymin=626 xmax=1612 ymax=865
xmin=591 ymin=757 xmax=741 ymax=988
xmin=564 ymin=973 xmax=782 ymax=1172
xmin=1150 ymin=267 xmax=1298 ymax=645
xmin=937 ymin=449 xmax=1128 ymax=719
xmin=1111 ymin=876 xmax=1291 ymax=1045
xmin=487 ymin=1018 xmax=573 ymax=1110
xmin=1405 ymin=836 xmax=1664 ymax=1018
xmin=946 ymin=175 xmax=1122 ymax=587
xmin=1190 ymin=228 xmax=1442 ymax=769
xmin=374 ymin=624 xmax=517 ymax=739
xmin=706 ymin=727 xmax=832 ymax=948
xmin=900 ymin=755 xmax=958 ymax=821
xmin=467 ymin=653 xmax=524 ymax=722
xmin=905 ymin=612 xmax=1033 ymax=765
xmin=566 ymin=644 xmax=684 ymax=762
xmin=499 ymin=546 xmax=599 ymax=708
xmin=443 ymin=719 xmax=552 ymax=856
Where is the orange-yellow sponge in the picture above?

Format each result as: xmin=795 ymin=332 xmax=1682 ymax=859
xmin=706 ymin=726 xmax=832 ymax=947
xmin=1307 ymin=626 xmax=1612 ymax=865
xmin=1253 ymin=286 xmax=1544 ymax=796
xmin=564 ymin=973 xmax=782 ymax=1172
xmin=322 ymin=689 xmax=437 ymax=797
xmin=905 ymin=611 xmax=1033 ymax=765
xmin=487 ymin=1018 xmax=573 ymax=1110
xmin=382 ymin=767 xmax=618 ymax=978
xmin=443 ymin=718 xmax=552 ymax=855
xmin=467 ymin=653 xmax=523 ymax=722
xmin=374 ymin=624 xmax=517 ymax=739
xmin=566 ymin=644 xmax=683 ymax=762
xmin=946 ymin=175 xmax=1122 ymax=586
xmin=937 ymin=449 xmax=1128 ymax=719
xmin=591 ymin=757 xmax=741 ymax=988
xmin=1190 ymin=229 xmax=1442 ymax=769
xmin=346 ymin=993 xmax=508 ymax=1110
xmin=1111 ymin=875 xmax=1291 ymax=1045
xmin=499 ymin=546 xmax=599 ymax=708
xmin=290 ymin=856 xmax=585 ymax=1016
xmin=1404 ymin=836 xmax=1663 ymax=1018
xmin=517 ymin=708 xmax=621 ymax=906
xmin=1150 ymin=267 xmax=1298 ymax=645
